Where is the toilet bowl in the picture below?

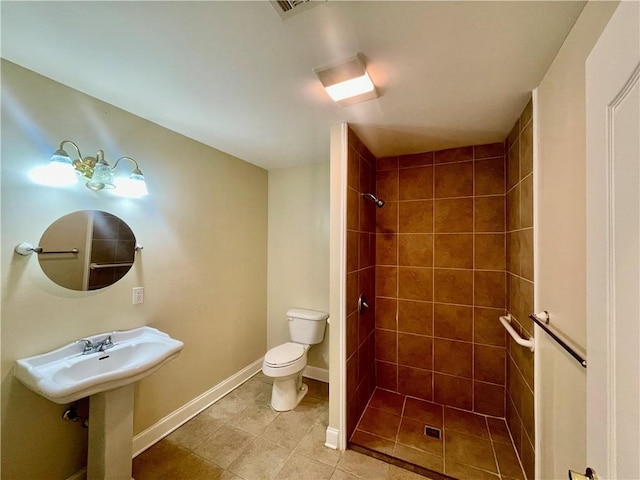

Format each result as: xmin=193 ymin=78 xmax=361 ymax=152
xmin=262 ymin=342 xmax=310 ymax=411
xmin=262 ymin=308 xmax=328 ymax=411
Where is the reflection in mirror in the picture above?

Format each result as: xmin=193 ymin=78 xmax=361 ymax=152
xmin=38 ymin=211 xmax=136 ymax=291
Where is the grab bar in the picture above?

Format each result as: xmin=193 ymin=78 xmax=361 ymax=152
xmin=499 ymin=314 xmax=534 ymax=352
xmin=90 ymin=262 xmax=133 ymax=270
xmin=529 ymin=311 xmax=586 ymax=368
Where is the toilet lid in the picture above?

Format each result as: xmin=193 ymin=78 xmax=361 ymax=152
xmin=265 ymin=342 xmax=305 ymax=367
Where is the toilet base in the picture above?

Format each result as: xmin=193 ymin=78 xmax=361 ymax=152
xmin=270 ymin=375 xmax=308 ymax=411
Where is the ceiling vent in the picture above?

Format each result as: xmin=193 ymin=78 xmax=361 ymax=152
xmin=270 ymin=0 xmax=324 ymax=20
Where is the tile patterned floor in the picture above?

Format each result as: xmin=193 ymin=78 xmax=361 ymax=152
xmin=350 ymin=388 xmax=526 ymax=480
xmin=133 ymin=374 xmax=426 ymax=480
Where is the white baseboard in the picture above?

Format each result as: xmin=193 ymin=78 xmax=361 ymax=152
xmin=325 ymin=426 xmax=340 ymax=450
xmin=303 ymin=365 xmax=329 ymax=383
xmin=67 ymin=358 xmax=264 ymax=479
xmin=132 ymin=357 xmax=264 ymax=456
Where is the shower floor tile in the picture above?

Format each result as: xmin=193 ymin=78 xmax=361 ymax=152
xmin=358 ymin=407 xmax=402 ymax=441
xmin=350 ymin=388 xmax=525 ymax=480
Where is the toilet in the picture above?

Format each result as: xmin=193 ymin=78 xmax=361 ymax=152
xmin=262 ymin=308 xmax=329 ymax=411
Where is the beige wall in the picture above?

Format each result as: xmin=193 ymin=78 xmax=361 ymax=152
xmin=267 ymin=163 xmax=330 ymax=370
xmin=1 ymin=60 xmax=268 ymax=479
xmin=536 ymin=2 xmax=617 ymax=478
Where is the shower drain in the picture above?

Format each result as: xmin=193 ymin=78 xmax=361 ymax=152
xmin=424 ymin=425 xmax=441 ymax=439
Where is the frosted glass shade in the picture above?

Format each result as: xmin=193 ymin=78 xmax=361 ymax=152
xmin=87 ymin=162 xmax=115 ymax=190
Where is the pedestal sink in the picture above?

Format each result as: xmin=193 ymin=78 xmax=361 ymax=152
xmin=14 ymin=326 xmax=184 ymax=480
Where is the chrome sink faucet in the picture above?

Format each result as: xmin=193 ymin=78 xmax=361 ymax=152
xmin=76 ymin=334 xmax=115 ymax=355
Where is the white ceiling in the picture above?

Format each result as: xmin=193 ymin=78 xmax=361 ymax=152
xmin=1 ymin=1 xmax=585 ymax=170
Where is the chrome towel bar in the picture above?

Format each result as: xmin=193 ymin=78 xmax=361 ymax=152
xmin=36 ymin=248 xmax=79 ymax=254
xmin=529 ymin=311 xmax=586 ymax=368
xmin=499 ymin=314 xmax=534 ymax=352
xmin=14 ymin=242 xmax=79 ymax=255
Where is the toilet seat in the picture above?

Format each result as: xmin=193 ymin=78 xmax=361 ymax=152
xmin=264 ymin=342 xmax=305 ymax=368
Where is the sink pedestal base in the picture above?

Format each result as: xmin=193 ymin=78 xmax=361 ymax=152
xmin=88 ymin=384 xmax=134 ymax=480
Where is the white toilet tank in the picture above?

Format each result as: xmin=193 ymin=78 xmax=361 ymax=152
xmin=287 ymin=308 xmax=329 ymax=345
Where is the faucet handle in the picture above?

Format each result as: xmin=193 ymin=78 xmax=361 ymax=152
xmin=96 ymin=333 xmax=115 ymax=352
xmin=75 ymin=339 xmax=93 ymax=353
xmin=358 ymin=294 xmax=370 ymax=314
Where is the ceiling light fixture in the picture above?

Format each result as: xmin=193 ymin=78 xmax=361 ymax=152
xmin=43 ymin=140 xmax=148 ymax=198
xmin=314 ymin=53 xmax=378 ymax=106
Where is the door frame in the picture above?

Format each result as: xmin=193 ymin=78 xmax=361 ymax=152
xmin=327 ymin=122 xmax=348 ymax=450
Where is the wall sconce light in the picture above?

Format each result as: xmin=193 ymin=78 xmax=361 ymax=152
xmin=46 ymin=140 xmax=148 ymax=198
xmin=314 ymin=53 xmax=379 ymax=106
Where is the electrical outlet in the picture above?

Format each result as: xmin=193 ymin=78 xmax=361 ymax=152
xmin=133 ymin=287 xmax=144 ymax=305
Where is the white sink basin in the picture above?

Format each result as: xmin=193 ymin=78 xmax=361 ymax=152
xmin=14 ymin=326 xmax=183 ymax=404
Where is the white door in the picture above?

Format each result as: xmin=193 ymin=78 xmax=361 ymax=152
xmin=586 ymin=2 xmax=640 ymax=479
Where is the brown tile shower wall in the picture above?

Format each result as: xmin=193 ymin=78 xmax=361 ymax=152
xmin=345 ymin=128 xmax=377 ymax=438
xmin=374 ymin=143 xmax=507 ymax=418
xmin=89 ymin=211 xmax=136 ymax=290
xmin=505 ymin=99 xmax=535 ymax=479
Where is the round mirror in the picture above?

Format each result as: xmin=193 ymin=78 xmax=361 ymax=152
xmin=37 ymin=210 xmax=136 ymax=291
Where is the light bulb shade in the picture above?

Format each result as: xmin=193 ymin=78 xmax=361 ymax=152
xmin=112 ymin=169 xmax=148 ymax=198
xmin=30 ymin=149 xmax=78 ymax=186
xmin=86 ymin=161 xmax=115 ymax=190
xmin=51 ymin=149 xmax=71 ymax=164
xmin=128 ymin=170 xmax=148 ymax=197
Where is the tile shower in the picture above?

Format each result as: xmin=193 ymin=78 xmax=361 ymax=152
xmin=505 ymin=100 xmax=535 ymax=479
xmin=345 ymin=99 xmax=534 ymax=479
